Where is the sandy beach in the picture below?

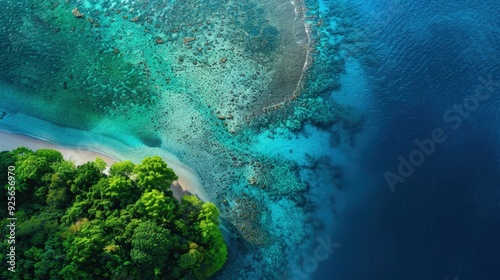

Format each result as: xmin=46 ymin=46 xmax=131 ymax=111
xmin=0 ymin=130 xmax=202 ymax=201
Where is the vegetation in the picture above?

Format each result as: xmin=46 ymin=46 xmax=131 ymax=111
xmin=0 ymin=148 xmax=227 ymax=279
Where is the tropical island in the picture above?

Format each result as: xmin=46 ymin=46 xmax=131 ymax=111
xmin=0 ymin=147 xmax=227 ymax=279
xmin=0 ymin=0 xmax=358 ymax=278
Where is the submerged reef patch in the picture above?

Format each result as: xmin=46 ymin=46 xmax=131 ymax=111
xmin=140 ymin=135 xmax=163 ymax=148
xmin=0 ymin=1 xmax=160 ymax=129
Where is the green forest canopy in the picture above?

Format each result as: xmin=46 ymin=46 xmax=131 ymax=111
xmin=0 ymin=147 xmax=227 ymax=279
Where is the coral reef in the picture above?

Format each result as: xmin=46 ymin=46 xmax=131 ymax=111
xmin=0 ymin=0 xmax=367 ymax=279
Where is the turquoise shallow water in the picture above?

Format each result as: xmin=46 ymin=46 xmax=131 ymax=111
xmin=0 ymin=0 xmax=364 ymax=279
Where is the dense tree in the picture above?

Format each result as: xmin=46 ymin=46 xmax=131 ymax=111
xmin=130 ymin=222 xmax=177 ymax=274
xmin=35 ymin=148 xmax=64 ymax=163
xmin=70 ymin=161 xmax=104 ymax=196
xmin=94 ymin=158 xmax=107 ymax=172
xmin=15 ymin=153 xmax=50 ymax=193
xmin=196 ymin=203 xmax=228 ymax=278
xmin=133 ymin=156 xmax=178 ymax=192
xmin=134 ymin=189 xmax=177 ymax=224
xmin=0 ymin=148 xmax=227 ymax=279
xmin=107 ymin=175 xmax=138 ymax=207
xmin=46 ymin=173 xmax=71 ymax=209
xmin=109 ymin=160 xmax=135 ymax=177
xmin=34 ymin=235 xmax=65 ymax=279
xmin=64 ymin=220 xmax=106 ymax=265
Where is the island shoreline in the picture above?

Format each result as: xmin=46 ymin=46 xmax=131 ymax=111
xmin=0 ymin=130 xmax=201 ymax=201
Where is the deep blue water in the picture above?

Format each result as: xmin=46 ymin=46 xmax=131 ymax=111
xmin=315 ymin=0 xmax=500 ymax=279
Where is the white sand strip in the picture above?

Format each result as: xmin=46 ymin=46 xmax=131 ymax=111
xmin=0 ymin=130 xmax=117 ymax=166
xmin=0 ymin=130 xmax=205 ymax=201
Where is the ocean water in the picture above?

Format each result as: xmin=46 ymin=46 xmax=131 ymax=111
xmin=0 ymin=0 xmax=498 ymax=279
xmin=314 ymin=0 xmax=500 ymax=279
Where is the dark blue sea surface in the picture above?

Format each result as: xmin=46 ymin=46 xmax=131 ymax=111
xmin=315 ymin=0 xmax=499 ymax=279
